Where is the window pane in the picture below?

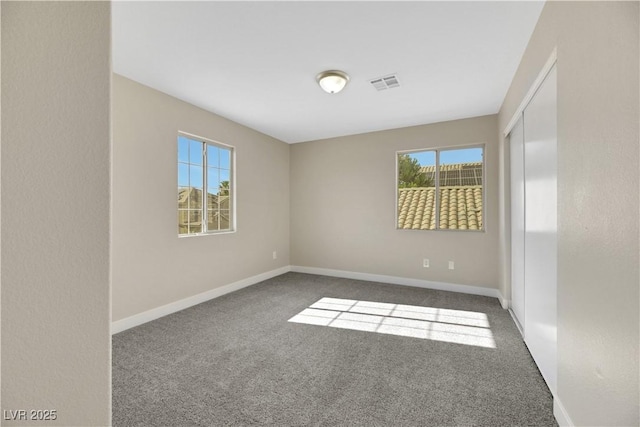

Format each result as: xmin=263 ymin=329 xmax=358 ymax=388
xmin=178 ymin=136 xmax=190 ymax=163
xmin=189 ymin=210 xmax=202 ymax=234
xmin=189 ymin=165 xmax=203 ymax=189
xmin=219 ymin=209 xmax=230 ymax=230
xmin=189 ymin=188 xmax=202 ymax=210
xmin=207 ymin=210 xmax=219 ymax=231
xmin=178 ymin=209 xmax=189 ymax=235
xmin=219 ymin=192 xmax=230 ymax=210
xmin=178 ymin=163 xmax=189 ymax=187
xmin=398 ymin=151 xmax=435 ymax=188
xmin=438 ymin=148 xmax=483 ymax=230
xmin=207 ymin=167 xmax=220 ymax=192
xmin=219 ymin=169 xmax=230 ymax=187
xmin=219 ymin=148 xmax=231 ymax=170
xmin=178 ymin=188 xmax=189 ymax=209
xmin=440 ymin=147 xmax=483 ymax=165
xmin=189 ymin=139 xmax=203 ymax=165
xmin=206 ymin=190 xmax=218 ymax=211
xmin=397 ymin=151 xmax=435 ymax=230
xmin=207 ymin=145 xmax=219 ymax=168
xmin=219 ymin=181 xmax=230 ymax=197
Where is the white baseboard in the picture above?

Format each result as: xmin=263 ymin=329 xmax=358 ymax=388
xmin=554 ymin=396 xmax=574 ymax=427
xmin=508 ymin=308 xmax=525 ymax=338
xmin=111 ymin=265 xmax=292 ymax=334
xmin=497 ymin=292 xmax=509 ymax=309
xmin=291 ymin=265 xmax=500 ymax=300
xmin=113 ymin=265 xmax=504 ymax=334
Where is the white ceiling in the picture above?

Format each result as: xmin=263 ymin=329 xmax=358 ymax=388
xmin=112 ymin=1 xmax=544 ymax=144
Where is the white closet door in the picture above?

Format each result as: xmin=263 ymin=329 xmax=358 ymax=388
xmin=523 ymin=64 xmax=557 ymax=394
xmin=510 ymin=116 xmax=526 ymax=331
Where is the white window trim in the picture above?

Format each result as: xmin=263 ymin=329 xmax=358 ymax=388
xmin=178 ymin=131 xmax=236 ymax=237
xmin=395 ymin=143 xmax=486 ymax=232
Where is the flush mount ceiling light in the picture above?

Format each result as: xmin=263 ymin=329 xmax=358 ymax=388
xmin=316 ymin=70 xmax=350 ymax=94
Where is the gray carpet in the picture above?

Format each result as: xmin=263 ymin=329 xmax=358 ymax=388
xmin=113 ymin=272 xmax=557 ymax=426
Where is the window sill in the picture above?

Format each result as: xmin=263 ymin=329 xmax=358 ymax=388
xmin=178 ymin=230 xmax=236 ymax=238
xmin=395 ymin=227 xmax=486 ymax=233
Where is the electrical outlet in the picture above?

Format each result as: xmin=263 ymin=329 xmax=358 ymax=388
xmin=423 ymin=258 xmax=430 ymax=268
xmin=273 ymin=251 xmax=277 ymax=260
xmin=448 ymin=261 xmax=455 ymax=270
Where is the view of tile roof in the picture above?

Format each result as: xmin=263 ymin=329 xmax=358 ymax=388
xmin=398 ymin=185 xmax=483 ymax=231
xmin=421 ymin=162 xmax=483 ymax=186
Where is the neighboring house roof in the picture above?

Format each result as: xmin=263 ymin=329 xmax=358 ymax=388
xmin=420 ymin=162 xmax=483 ymax=186
xmin=178 ymin=187 xmax=191 ymax=204
xmin=398 ymin=185 xmax=483 ymax=230
xmin=178 ymin=187 xmax=229 ymax=210
xmin=178 ymin=187 xmax=231 ymax=231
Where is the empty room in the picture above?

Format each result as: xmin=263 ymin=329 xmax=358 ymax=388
xmin=1 ymin=1 xmax=639 ymax=427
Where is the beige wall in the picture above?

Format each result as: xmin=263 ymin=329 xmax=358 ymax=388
xmin=1 ymin=2 xmax=111 ymax=426
xmin=112 ymin=75 xmax=290 ymax=322
xmin=498 ymin=2 xmax=639 ymax=425
xmin=291 ymin=115 xmax=499 ymax=289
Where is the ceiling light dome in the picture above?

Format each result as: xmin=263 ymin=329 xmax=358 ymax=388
xmin=316 ymin=70 xmax=350 ymax=94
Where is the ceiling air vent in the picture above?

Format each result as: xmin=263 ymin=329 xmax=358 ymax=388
xmin=369 ymin=74 xmax=400 ymax=91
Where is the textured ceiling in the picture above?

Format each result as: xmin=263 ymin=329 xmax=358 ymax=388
xmin=112 ymin=1 xmax=544 ymax=143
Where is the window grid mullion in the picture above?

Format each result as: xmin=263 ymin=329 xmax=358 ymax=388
xmin=435 ymin=149 xmax=440 ymax=230
xmin=202 ymin=143 xmax=208 ymax=233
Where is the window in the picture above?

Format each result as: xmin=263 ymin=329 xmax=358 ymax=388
xmin=397 ymin=146 xmax=484 ymax=231
xmin=178 ymin=134 xmax=234 ymax=236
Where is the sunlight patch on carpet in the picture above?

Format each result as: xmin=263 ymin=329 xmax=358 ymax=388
xmin=288 ymin=297 xmax=496 ymax=348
